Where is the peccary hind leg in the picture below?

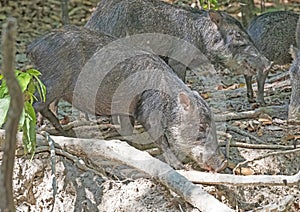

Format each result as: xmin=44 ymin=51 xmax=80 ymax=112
xmin=244 ymin=75 xmax=255 ymax=103
xmin=256 ymin=70 xmax=269 ymax=105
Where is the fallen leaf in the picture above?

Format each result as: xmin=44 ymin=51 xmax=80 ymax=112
xmin=232 ymin=121 xmax=241 ymax=126
xmin=224 ymin=83 xmax=239 ymax=90
xmin=258 ymin=113 xmax=273 ymax=125
xmin=200 ymin=93 xmax=210 ymax=99
xmin=239 ymin=123 xmax=247 ymax=130
xmin=216 ymin=85 xmax=226 ymax=90
xmin=227 ymin=161 xmax=236 ymax=169
xmin=239 ymin=167 xmax=255 ymax=176
xmin=247 ymin=125 xmax=256 ymax=132
xmin=60 ymin=115 xmax=70 ymax=125
xmin=282 ymin=134 xmax=300 ymax=142
xmin=233 ymin=167 xmax=255 ymax=175
xmin=247 ymin=120 xmax=259 ymax=132
xmin=257 ymin=128 xmax=264 ymax=137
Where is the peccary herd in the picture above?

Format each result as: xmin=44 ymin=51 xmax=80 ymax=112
xmin=27 ymin=0 xmax=300 ymax=172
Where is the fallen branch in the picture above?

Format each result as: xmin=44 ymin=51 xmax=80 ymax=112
xmin=0 ymin=130 xmax=233 ymax=212
xmin=1 ymin=130 xmax=299 ymax=193
xmin=266 ymin=71 xmax=290 ymax=84
xmin=41 ymin=123 xmax=300 ymax=153
xmin=177 ymin=169 xmax=300 ymax=186
xmin=50 ymin=138 xmax=233 ymax=211
xmin=218 ymin=141 xmax=300 ymax=150
xmin=226 ymin=125 xmax=265 ymax=143
xmin=214 ymin=105 xmax=287 ymax=122
xmin=31 ymin=141 xmax=300 ymax=186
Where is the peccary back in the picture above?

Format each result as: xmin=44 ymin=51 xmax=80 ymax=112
xmin=85 ymin=0 xmax=271 ymax=104
xmin=247 ymin=11 xmax=299 ymax=65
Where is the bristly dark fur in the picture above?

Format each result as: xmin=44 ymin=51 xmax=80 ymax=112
xmin=248 ymin=11 xmax=299 ymax=65
xmin=27 ymin=25 xmax=226 ymax=171
xmin=84 ymin=0 xmax=270 ymax=104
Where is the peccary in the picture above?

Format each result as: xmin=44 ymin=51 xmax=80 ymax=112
xmin=247 ymin=11 xmax=299 ymax=65
xmin=84 ymin=0 xmax=271 ymax=104
xmin=288 ymin=16 xmax=300 ymax=123
xmin=26 ymin=25 xmax=227 ymax=172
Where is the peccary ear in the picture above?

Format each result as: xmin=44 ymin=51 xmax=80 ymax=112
xmin=209 ymin=11 xmax=222 ymax=25
xmin=289 ymin=45 xmax=299 ymax=60
xmin=179 ymin=92 xmax=191 ymax=111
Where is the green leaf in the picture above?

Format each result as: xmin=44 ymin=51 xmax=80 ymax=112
xmin=0 ymin=96 xmax=10 ymax=128
xmin=1 ymin=68 xmax=44 ymax=154
xmin=14 ymin=70 xmax=22 ymax=76
xmin=18 ymin=108 xmax=26 ymax=130
xmin=22 ymin=102 xmax=36 ymax=154
xmin=0 ymin=80 xmax=9 ymax=98
xmin=33 ymin=75 xmax=46 ymax=102
xmin=26 ymin=69 xmax=41 ymax=77
xmin=17 ymin=72 xmax=32 ymax=92
xmin=27 ymin=80 xmax=36 ymax=94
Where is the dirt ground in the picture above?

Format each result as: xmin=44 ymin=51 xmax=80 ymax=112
xmin=0 ymin=0 xmax=299 ymax=211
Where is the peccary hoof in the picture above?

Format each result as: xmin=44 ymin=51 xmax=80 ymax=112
xmin=247 ymin=97 xmax=256 ymax=104
xmin=256 ymin=98 xmax=266 ymax=106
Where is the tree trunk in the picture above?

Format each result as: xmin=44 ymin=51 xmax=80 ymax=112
xmin=0 ymin=18 xmax=23 ymax=211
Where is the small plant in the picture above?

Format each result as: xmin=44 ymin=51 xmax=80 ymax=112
xmin=198 ymin=0 xmax=219 ymax=10
xmin=0 ymin=68 xmax=46 ymax=154
xmin=175 ymin=0 xmax=219 ymax=10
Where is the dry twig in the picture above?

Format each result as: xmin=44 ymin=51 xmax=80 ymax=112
xmin=218 ymin=141 xmax=300 ymax=150
xmin=177 ymin=169 xmax=300 ymax=186
xmin=226 ymin=125 xmax=265 ymax=143
xmin=214 ymin=105 xmax=287 ymax=122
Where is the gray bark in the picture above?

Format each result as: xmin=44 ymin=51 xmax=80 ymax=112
xmin=0 ymin=18 xmax=23 ymax=211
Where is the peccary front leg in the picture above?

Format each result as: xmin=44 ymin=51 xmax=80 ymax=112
xmin=37 ymin=100 xmax=59 ymax=127
xmin=34 ymin=102 xmax=63 ymax=132
xmin=119 ymin=115 xmax=135 ymax=136
xmin=256 ymin=69 xmax=269 ymax=105
xmin=244 ymin=75 xmax=255 ymax=103
xmin=111 ymin=115 xmax=135 ymax=136
xmin=157 ymin=135 xmax=184 ymax=170
xmin=168 ymin=58 xmax=187 ymax=81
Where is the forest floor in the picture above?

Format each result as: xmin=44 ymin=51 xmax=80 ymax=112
xmin=0 ymin=0 xmax=299 ymax=211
